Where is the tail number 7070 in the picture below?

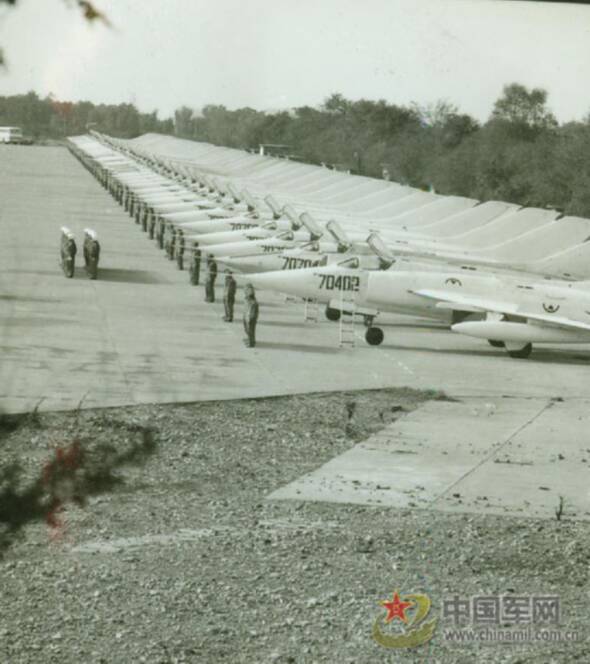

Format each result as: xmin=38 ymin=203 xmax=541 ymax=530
xmin=318 ymin=274 xmax=360 ymax=292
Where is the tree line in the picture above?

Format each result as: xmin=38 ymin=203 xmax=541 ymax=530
xmin=0 ymin=91 xmax=173 ymax=140
xmin=3 ymin=84 xmax=590 ymax=218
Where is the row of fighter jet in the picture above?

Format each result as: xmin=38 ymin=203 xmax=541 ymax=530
xmin=67 ymin=132 xmax=590 ymax=359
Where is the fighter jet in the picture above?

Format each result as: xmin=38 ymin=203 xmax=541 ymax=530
xmin=186 ymin=206 xmax=324 ymax=249
xmin=365 ymin=269 xmax=590 ymax=358
xmin=217 ymin=241 xmax=331 ymax=274
xmin=235 ymin=256 xmax=396 ymax=344
xmin=238 ymin=236 xmax=590 ymax=356
xmin=171 ymin=193 xmax=284 ymax=234
xmin=198 ymin=231 xmax=319 ymax=261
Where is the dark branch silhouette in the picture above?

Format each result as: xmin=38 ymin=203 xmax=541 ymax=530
xmin=0 ymin=0 xmax=110 ymax=67
xmin=0 ymin=416 xmax=156 ymax=555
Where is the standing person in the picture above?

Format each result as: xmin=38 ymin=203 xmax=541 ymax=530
xmin=242 ymin=283 xmax=259 ymax=348
xmin=163 ymin=224 xmax=171 ymax=257
xmin=176 ymin=230 xmax=185 ymax=270
xmin=169 ymin=226 xmax=177 ymax=261
xmin=223 ymin=270 xmax=237 ymax=321
xmin=189 ymin=244 xmax=201 ymax=285
xmin=60 ymin=227 xmax=77 ymax=278
xmin=148 ymin=209 xmax=156 ymax=240
xmin=140 ymin=203 xmax=148 ymax=232
xmin=83 ymin=229 xmax=100 ymax=280
xmin=157 ymin=217 xmax=166 ymax=249
xmin=204 ymin=255 xmax=217 ymax=302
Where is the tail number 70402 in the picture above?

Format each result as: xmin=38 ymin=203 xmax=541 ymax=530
xmin=318 ymin=274 xmax=360 ymax=291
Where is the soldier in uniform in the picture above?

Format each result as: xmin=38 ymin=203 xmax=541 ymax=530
xmin=148 ymin=209 xmax=156 ymax=240
xmin=189 ymin=244 xmax=201 ymax=285
xmin=140 ymin=203 xmax=148 ymax=232
xmin=157 ymin=217 xmax=166 ymax=249
xmin=60 ymin=227 xmax=77 ymax=278
xmin=163 ymin=224 xmax=170 ymax=256
xmin=242 ymin=283 xmax=259 ymax=348
xmin=169 ymin=226 xmax=177 ymax=261
xmin=223 ymin=270 xmax=237 ymax=321
xmin=176 ymin=229 xmax=185 ymax=270
xmin=83 ymin=229 xmax=100 ymax=279
xmin=204 ymin=254 xmax=217 ymax=302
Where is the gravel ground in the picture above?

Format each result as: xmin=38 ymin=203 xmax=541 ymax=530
xmin=0 ymin=389 xmax=588 ymax=664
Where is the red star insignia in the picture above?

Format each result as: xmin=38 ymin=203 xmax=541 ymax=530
xmin=380 ymin=591 xmax=414 ymax=624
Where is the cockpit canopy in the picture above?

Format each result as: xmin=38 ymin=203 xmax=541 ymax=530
xmin=336 ymin=257 xmax=360 ymax=269
xmin=300 ymin=240 xmax=319 ymax=252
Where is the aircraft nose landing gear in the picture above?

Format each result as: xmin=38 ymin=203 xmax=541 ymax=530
xmin=325 ymin=306 xmax=341 ymax=322
xmin=365 ymin=326 xmax=384 ymax=346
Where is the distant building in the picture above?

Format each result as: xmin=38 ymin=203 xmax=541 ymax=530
xmin=0 ymin=126 xmax=24 ymax=144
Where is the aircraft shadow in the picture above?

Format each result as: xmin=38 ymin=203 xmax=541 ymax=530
xmin=91 ymin=268 xmax=165 ymax=284
xmin=250 ymin=301 xmax=285 ymax=309
xmin=256 ymin=341 xmax=341 ymax=354
xmin=380 ymin=343 xmax=590 ymax=366
xmin=0 ymin=294 xmax=59 ymax=304
xmin=260 ymin=320 xmax=321 ymax=329
xmin=3 ymin=316 xmax=71 ymax=327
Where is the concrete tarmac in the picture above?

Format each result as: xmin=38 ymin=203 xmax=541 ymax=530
xmin=270 ymin=397 xmax=590 ymax=521
xmin=2 ymin=145 xmax=589 ymax=520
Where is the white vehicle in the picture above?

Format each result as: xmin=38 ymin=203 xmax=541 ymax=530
xmin=0 ymin=126 xmax=24 ymax=143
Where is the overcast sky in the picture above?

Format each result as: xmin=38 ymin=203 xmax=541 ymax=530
xmin=1 ymin=0 xmax=589 ymax=122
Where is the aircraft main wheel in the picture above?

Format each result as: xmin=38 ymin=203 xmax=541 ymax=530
xmin=488 ymin=339 xmax=505 ymax=348
xmin=365 ymin=326 xmax=384 ymax=346
xmin=507 ymin=343 xmax=532 ymax=359
xmin=325 ymin=306 xmax=341 ymax=322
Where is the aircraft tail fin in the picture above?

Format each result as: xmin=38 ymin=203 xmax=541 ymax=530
xmin=282 ymin=205 xmax=302 ymax=230
xmin=240 ymin=189 xmax=259 ymax=214
xmin=326 ymin=220 xmax=351 ymax=253
xmin=201 ymin=174 xmax=215 ymax=192
xmin=227 ymin=183 xmax=242 ymax=204
xmin=211 ymin=177 xmax=225 ymax=200
xmin=367 ymin=232 xmax=396 ymax=269
xmin=299 ymin=212 xmax=323 ymax=240
xmin=264 ymin=194 xmax=282 ymax=219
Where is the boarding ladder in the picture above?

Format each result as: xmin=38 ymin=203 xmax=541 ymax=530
xmin=304 ymin=298 xmax=320 ymax=323
xmin=338 ymin=293 xmax=356 ymax=348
